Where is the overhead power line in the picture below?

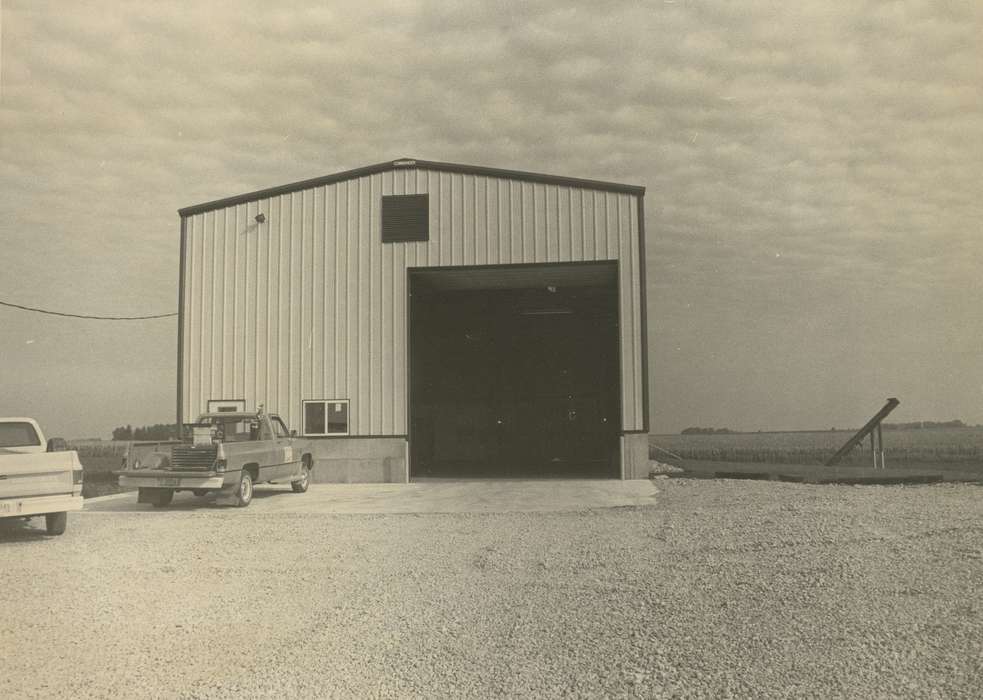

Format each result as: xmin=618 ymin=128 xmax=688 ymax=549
xmin=0 ymin=299 xmax=178 ymax=321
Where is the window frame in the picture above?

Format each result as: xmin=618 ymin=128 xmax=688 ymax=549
xmin=0 ymin=421 xmax=41 ymax=448
xmin=302 ymin=399 xmax=350 ymax=437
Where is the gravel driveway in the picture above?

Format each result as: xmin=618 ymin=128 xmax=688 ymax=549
xmin=1 ymin=479 xmax=981 ymax=698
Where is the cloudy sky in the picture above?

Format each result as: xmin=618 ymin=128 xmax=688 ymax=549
xmin=1 ymin=1 xmax=980 ymax=438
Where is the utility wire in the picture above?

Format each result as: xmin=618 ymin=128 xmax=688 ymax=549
xmin=0 ymin=299 xmax=177 ymax=320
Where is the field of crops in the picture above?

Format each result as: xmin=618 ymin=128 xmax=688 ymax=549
xmin=650 ymin=427 xmax=983 ymax=467
xmin=68 ymin=429 xmax=983 ymax=487
xmin=68 ymin=441 xmax=130 ymax=497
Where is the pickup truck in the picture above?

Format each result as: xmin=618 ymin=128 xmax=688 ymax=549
xmin=116 ymin=410 xmax=314 ymax=507
xmin=0 ymin=417 xmax=84 ymax=535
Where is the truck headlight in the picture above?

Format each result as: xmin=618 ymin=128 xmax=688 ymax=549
xmin=213 ymin=459 xmax=227 ymax=473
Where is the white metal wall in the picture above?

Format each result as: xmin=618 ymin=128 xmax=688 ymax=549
xmin=181 ymin=167 xmax=645 ymax=434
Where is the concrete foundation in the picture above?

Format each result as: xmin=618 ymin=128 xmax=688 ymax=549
xmin=310 ymin=438 xmax=408 ymax=483
xmin=310 ymin=434 xmax=651 ymax=483
xmin=621 ymin=433 xmax=651 ymax=479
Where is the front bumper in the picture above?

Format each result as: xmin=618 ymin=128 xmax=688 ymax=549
xmin=115 ymin=469 xmax=228 ymax=491
xmin=0 ymin=494 xmax=84 ymax=518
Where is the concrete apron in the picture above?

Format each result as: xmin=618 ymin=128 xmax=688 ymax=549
xmin=83 ymin=479 xmax=659 ymax=515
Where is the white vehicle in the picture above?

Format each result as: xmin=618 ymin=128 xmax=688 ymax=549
xmin=0 ymin=418 xmax=84 ymax=535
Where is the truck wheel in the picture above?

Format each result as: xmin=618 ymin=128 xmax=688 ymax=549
xmin=192 ymin=489 xmax=209 ymax=497
xmin=152 ymin=489 xmax=174 ymax=508
xmin=291 ymin=462 xmax=311 ymax=493
xmin=45 ymin=512 xmax=67 ymax=535
xmin=235 ymin=471 xmax=253 ymax=507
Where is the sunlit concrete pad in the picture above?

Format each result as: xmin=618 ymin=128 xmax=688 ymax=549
xmin=82 ymin=479 xmax=659 ymax=514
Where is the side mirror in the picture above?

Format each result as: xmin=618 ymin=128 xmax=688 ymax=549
xmin=47 ymin=437 xmax=68 ymax=452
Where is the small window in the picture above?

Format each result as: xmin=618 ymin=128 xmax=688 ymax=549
xmin=303 ymin=400 xmax=350 ymax=436
xmin=382 ymin=194 xmax=428 ymax=243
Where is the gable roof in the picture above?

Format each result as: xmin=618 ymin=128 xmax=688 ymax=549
xmin=178 ymin=158 xmax=645 ymax=217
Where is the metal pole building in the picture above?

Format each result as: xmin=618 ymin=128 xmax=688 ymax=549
xmin=177 ymin=159 xmax=649 ymax=482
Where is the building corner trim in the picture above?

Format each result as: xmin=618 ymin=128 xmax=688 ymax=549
xmin=176 ymin=216 xmax=188 ymax=428
xmin=637 ymin=194 xmax=650 ymax=433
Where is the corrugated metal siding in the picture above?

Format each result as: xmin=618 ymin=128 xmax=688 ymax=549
xmin=181 ymin=168 xmax=645 ymax=433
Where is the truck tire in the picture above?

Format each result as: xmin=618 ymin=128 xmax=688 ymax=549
xmin=192 ymin=489 xmax=209 ymax=497
xmin=291 ymin=460 xmax=311 ymax=493
xmin=235 ymin=470 xmax=253 ymax=507
xmin=152 ymin=489 xmax=174 ymax=508
xmin=45 ymin=512 xmax=67 ymax=535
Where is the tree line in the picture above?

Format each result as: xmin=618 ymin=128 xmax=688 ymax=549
xmin=111 ymin=423 xmax=180 ymax=441
xmin=882 ymin=420 xmax=970 ymax=430
xmin=680 ymin=419 xmax=977 ymax=435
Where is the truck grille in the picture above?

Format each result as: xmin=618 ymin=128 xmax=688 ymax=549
xmin=170 ymin=445 xmax=217 ymax=471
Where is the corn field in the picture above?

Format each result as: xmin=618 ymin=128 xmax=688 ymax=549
xmin=68 ymin=440 xmax=129 ymax=457
xmin=68 ymin=431 xmax=983 ymax=471
xmin=650 ymin=428 xmax=983 ymax=466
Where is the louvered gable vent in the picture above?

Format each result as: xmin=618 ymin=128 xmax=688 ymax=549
xmin=381 ymin=194 xmax=429 ymax=243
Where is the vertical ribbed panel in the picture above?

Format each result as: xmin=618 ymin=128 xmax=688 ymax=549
xmin=182 ymin=169 xmax=645 ymax=433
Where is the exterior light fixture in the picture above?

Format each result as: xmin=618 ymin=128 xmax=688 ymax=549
xmin=255 ymin=213 xmax=266 ymax=224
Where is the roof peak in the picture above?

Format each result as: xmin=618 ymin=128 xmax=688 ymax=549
xmin=179 ymin=158 xmax=644 ymax=217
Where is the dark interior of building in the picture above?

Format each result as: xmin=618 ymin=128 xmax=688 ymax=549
xmin=409 ymin=262 xmax=621 ymax=478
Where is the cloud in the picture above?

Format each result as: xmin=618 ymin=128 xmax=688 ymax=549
xmin=0 ymin=0 xmax=980 ymax=435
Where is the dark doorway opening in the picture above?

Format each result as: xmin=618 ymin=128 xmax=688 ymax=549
xmin=409 ymin=262 xmax=620 ymax=478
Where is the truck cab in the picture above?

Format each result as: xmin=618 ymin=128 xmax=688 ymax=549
xmin=0 ymin=417 xmax=84 ymax=535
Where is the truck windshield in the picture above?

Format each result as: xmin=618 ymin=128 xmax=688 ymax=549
xmin=0 ymin=422 xmax=42 ymax=448
xmin=195 ymin=417 xmax=258 ymax=443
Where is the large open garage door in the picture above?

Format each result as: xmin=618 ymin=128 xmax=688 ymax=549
xmin=409 ymin=262 xmax=621 ymax=478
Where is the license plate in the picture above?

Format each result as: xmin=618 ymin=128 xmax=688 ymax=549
xmin=0 ymin=501 xmax=23 ymax=515
xmin=159 ymin=478 xmax=180 ymax=487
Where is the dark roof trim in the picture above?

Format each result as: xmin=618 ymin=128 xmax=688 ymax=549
xmin=178 ymin=158 xmax=645 ymax=217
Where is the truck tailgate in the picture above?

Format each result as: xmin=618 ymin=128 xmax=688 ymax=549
xmin=0 ymin=451 xmax=80 ymax=500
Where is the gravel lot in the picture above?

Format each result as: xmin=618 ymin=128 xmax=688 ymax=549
xmin=1 ymin=479 xmax=981 ymax=698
